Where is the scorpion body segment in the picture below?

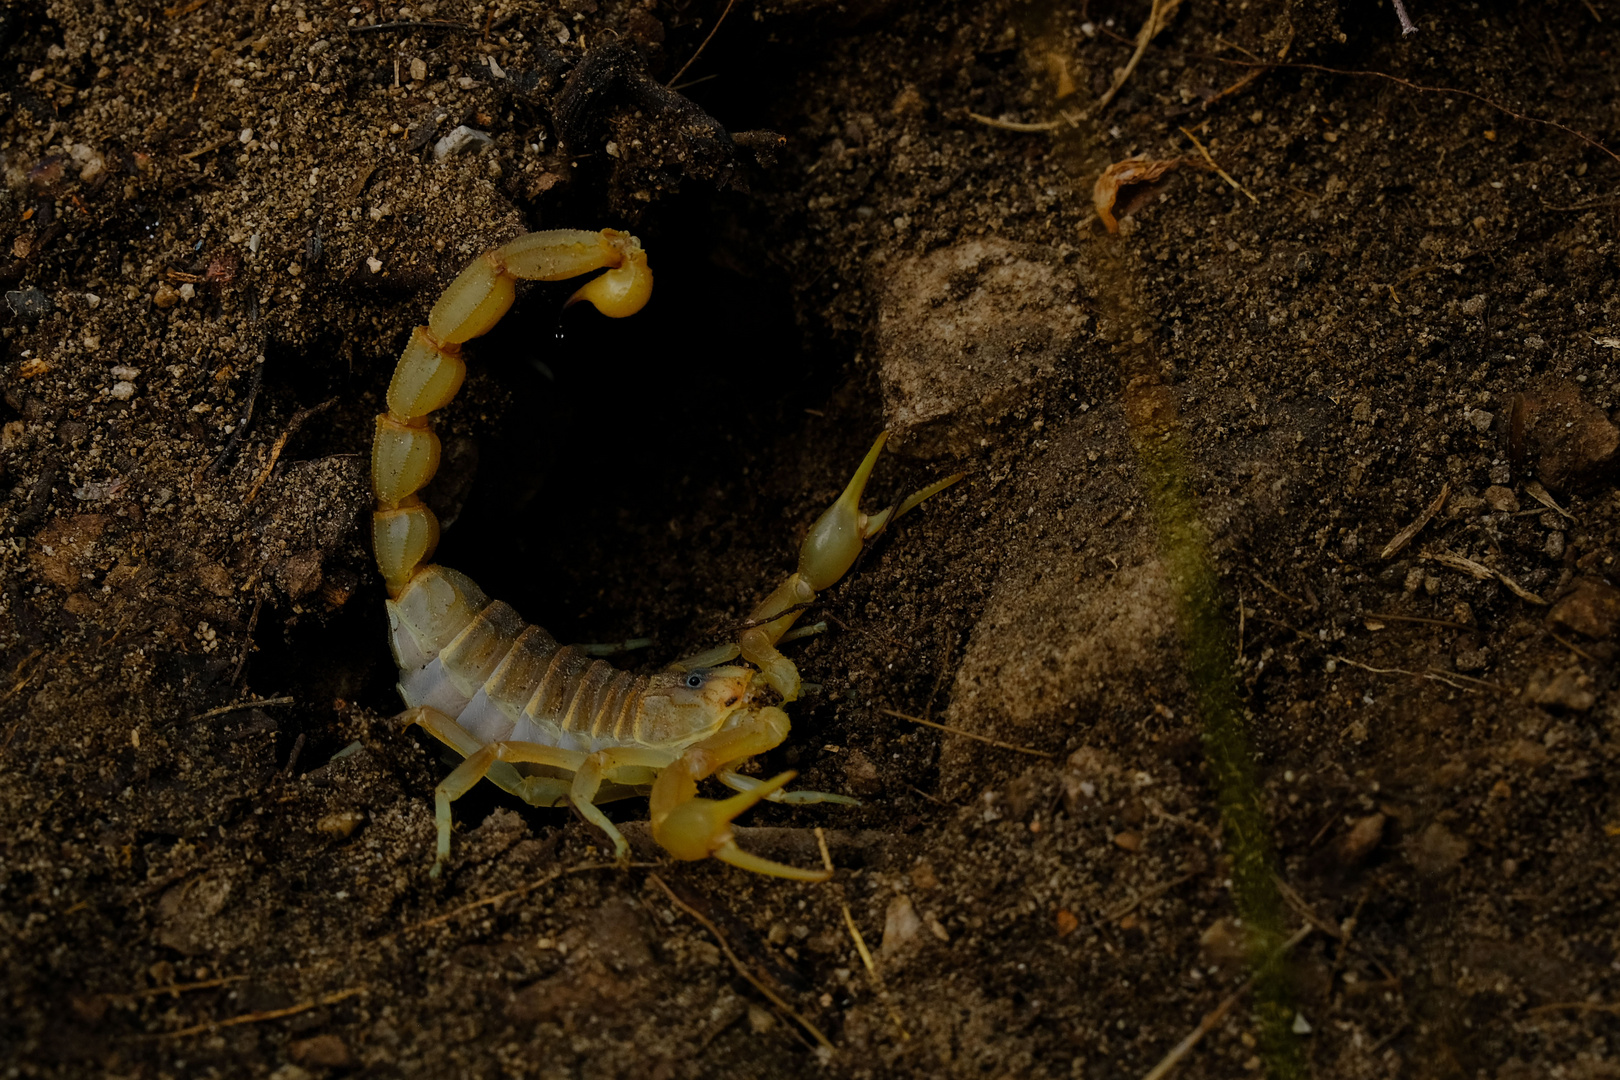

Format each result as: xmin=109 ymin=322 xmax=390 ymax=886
xmin=370 ymin=228 xmax=957 ymax=880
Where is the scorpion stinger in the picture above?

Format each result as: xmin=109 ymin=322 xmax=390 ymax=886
xmin=371 ymin=228 xmax=958 ymax=881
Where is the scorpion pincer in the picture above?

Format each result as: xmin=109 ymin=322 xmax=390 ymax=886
xmin=370 ymin=228 xmax=959 ymax=880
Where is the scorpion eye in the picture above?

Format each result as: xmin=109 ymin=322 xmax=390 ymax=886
xmin=684 ymin=671 xmax=706 ymax=689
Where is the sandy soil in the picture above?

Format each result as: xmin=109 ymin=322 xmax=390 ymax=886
xmin=3 ymin=0 xmax=1619 ymax=1077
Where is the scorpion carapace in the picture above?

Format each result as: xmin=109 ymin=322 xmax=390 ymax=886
xmin=371 ymin=228 xmax=960 ymax=881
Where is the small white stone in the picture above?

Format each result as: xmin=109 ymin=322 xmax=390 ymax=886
xmin=366 ymin=256 xmax=383 ymax=274
xmin=410 ymin=56 xmax=427 ymax=81
xmin=110 ymin=365 xmax=140 ymax=380
xmin=434 ymin=125 xmax=494 ymax=161
xmin=1291 ymin=1012 xmax=1312 ymax=1035
xmin=110 ymin=381 xmax=135 ymax=400
xmin=239 ymin=127 xmax=254 ymax=143
xmin=179 ymin=283 xmax=195 ymax=300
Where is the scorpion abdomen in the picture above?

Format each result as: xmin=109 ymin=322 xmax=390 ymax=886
xmin=389 ymin=563 xmax=672 ymax=756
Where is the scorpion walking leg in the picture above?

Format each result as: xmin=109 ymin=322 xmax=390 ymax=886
xmin=716 ymin=770 xmax=860 ymax=806
xmin=560 ymin=747 xmax=671 ymax=862
xmin=425 ymin=735 xmax=588 ymax=877
xmin=404 ymin=705 xmax=531 ymax=802
xmin=406 ymin=706 xmax=575 ymax=808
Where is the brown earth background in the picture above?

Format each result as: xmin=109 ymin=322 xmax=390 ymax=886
xmin=3 ymin=0 xmax=1620 ymax=1077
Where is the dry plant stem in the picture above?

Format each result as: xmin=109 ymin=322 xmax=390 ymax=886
xmin=1218 ymin=60 xmax=1620 ymax=170
xmin=1524 ymin=480 xmax=1574 ymax=519
xmin=878 ymin=707 xmax=1052 ymax=757
xmin=186 ymin=695 xmax=295 ymax=723
xmin=647 ymin=873 xmax=833 ymax=1051
xmin=1273 ymin=877 xmax=1344 ymax=940
xmin=1139 ymin=925 xmax=1313 ymax=1080
xmin=381 ymin=862 xmax=646 ymax=941
xmin=1101 ymin=868 xmax=1201 ymax=923
xmin=666 ymin=0 xmax=737 ymax=88
xmin=1363 ymin=611 xmax=1472 ymax=631
xmin=244 ymin=399 xmax=336 ymax=505
xmin=1379 ymin=482 xmax=1449 ymax=559
xmin=1549 ymin=631 xmax=1598 ymax=664
xmin=118 ymin=974 xmax=250 ymax=1002
xmin=164 ymin=0 xmax=212 ymax=19
xmin=1328 ymin=653 xmax=1505 ymax=694
xmin=1179 ymin=126 xmax=1258 ymax=203
xmin=1421 ymin=551 xmax=1547 ymax=605
xmin=1203 ymin=66 xmax=1265 ymax=110
xmin=1097 ymin=0 xmax=1182 ymax=113
xmin=148 ymin=988 xmax=364 ymax=1040
xmin=816 ymin=829 xmax=911 ymax=1042
xmin=968 ymin=112 xmax=1062 ymax=132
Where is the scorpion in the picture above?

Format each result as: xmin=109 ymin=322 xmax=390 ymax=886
xmin=370 ymin=228 xmax=959 ymax=880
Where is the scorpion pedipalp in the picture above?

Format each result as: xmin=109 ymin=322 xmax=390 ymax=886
xmin=734 ymin=432 xmax=965 ymax=701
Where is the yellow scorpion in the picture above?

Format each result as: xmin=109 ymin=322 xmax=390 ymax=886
xmin=370 ymin=228 xmax=958 ymax=880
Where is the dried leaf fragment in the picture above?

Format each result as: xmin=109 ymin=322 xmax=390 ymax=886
xmin=1093 ymin=156 xmax=1186 ymax=232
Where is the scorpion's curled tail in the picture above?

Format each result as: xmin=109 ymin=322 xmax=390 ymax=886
xmin=370 ymin=229 xmax=652 ymax=595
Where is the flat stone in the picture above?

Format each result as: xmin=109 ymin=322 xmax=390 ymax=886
xmin=1521 ymin=380 xmax=1619 ymax=491
xmin=1407 ymin=821 xmax=1469 ymax=876
xmin=1547 ymin=576 xmax=1620 ymax=639
xmin=288 ymin=1035 xmax=351 ymax=1068
xmin=1525 ymin=667 xmax=1595 ymax=711
xmin=874 ymin=237 xmax=1089 ymax=458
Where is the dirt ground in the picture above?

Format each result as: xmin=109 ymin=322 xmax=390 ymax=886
xmin=4 ymin=0 xmax=1620 ymax=1076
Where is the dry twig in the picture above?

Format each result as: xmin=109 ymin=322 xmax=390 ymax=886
xmin=648 ymin=873 xmax=833 ymax=1051
xmin=186 ymin=695 xmax=295 ymax=723
xmin=1379 ymin=482 xmax=1448 ymax=559
xmin=879 ymin=708 xmax=1052 ymax=757
xmin=816 ymin=829 xmax=910 ymax=1042
xmin=1097 ymin=0 xmax=1185 ymax=113
xmin=1139 ymin=925 xmax=1313 ymax=1079
xmin=667 ymin=0 xmax=737 ymax=88
xmin=1179 ymin=126 xmax=1257 ymax=203
xmin=243 ymin=399 xmax=336 ymax=504
xmin=968 ymin=112 xmax=1062 ymax=133
xmin=147 ymin=988 xmax=363 ymax=1039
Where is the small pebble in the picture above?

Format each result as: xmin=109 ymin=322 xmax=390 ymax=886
xmin=153 ymin=283 xmax=179 ymax=308
xmin=367 ymin=256 xmax=383 ymax=274
xmin=434 ymin=125 xmax=494 ymax=160
xmin=110 ymin=381 xmax=136 ymax=400
xmin=1484 ymin=485 xmax=1519 ymax=512
xmin=315 ymin=810 xmax=366 ymax=838
xmin=410 ymin=57 xmax=427 ymax=81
